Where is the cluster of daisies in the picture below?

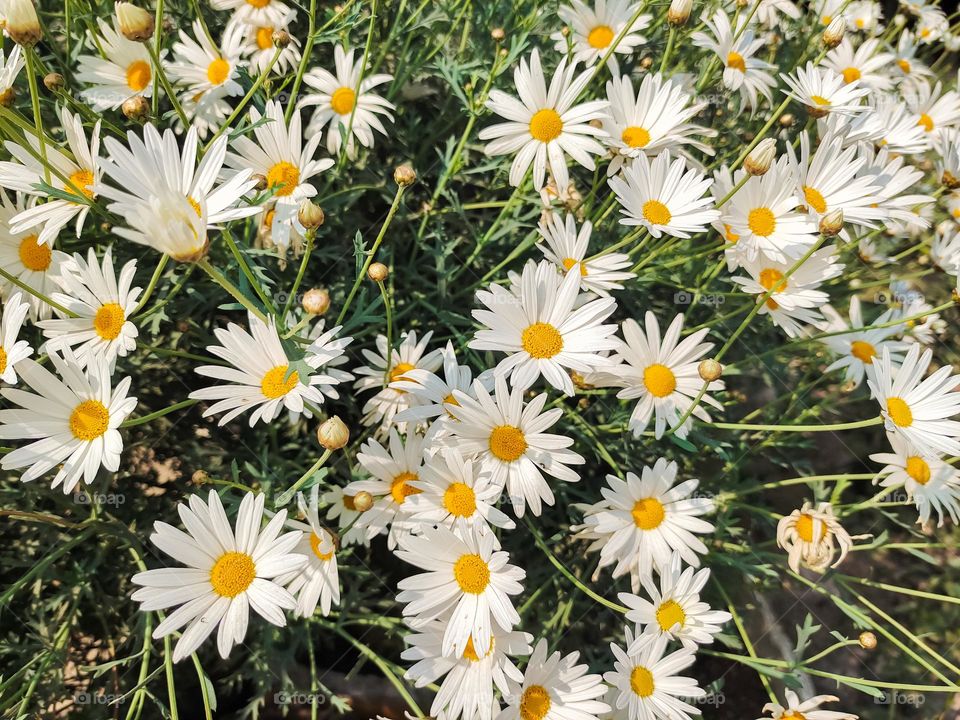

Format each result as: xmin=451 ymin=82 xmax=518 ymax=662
xmin=1 ymin=0 xmax=960 ymax=717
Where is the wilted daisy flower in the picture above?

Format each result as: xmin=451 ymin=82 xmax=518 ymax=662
xmin=819 ymin=297 xmax=908 ymax=388
xmin=551 ymin=0 xmax=651 ymax=74
xmin=823 ymin=37 xmax=893 ymax=90
xmin=602 ymin=73 xmax=714 ymax=176
xmin=236 ymin=10 xmax=302 ymax=75
xmin=691 ymin=10 xmax=776 ymax=109
xmin=909 ymin=80 xmax=960 ymax=138
xmin=37 ymin=248 xmax=140 ymax=370
xmin=932 ymin=223 xmax=960 ymax=275
xmin=446 ymin=376 xmax=584 ymax=517
xmin=403 ymin=617 xmax=532 ymax=720
xmin=868 ymin=344 xmax=960 ymax=456
xmin=275 ymin=487 xmax=340 ymax=617
xmin=190 ymin=313 xmax=353 ymax=426
xmin=758 ymin=691 xmax=858 ymax=720
xmin=131 ymin=490 xmax=305 ymax=662
xmin=781 ymin=62 xmax=870 ymax=116
xmin=0 ymin=108 xmax=101 ymax=247
xmin=776 ymin=501 xmax=855 ymax=573
xmin=619 ymin=552 xmax=731 ymax=649
xmin=211 ymin=0 xmax=291 ymax=26
xmin=0 ymin=45 xmax=23 ymax=105
xmin=395 ymin=525 xmax=525 ymax=658
xmin=575 ymin=458 xmax=715 ymax=591
xmin=470 ymin=258 xmax=618 ymax=396
xmin=605 ymin=628 xmax=705 ymax=720
xmin=480 ymin=49 xmax=607 ymax=190
xmin=870 ymin=432 xmax=960 ymax=526
xmin=0 ymin=292 xmax=31 ymax=384
xmin=299 ymin=44 xmax=395 ymax=160
xmin=0 ymin=350 xmax=136 ymax=493
xmin=609 ymin=151 xmax=719 ymax=239
xmin=497 ymin=638 xmax=610 ymax=720
xmin=76 ymin=18 xmax=154 ymax=111
xmin=536 ymin=213 xmax=635 ymax=295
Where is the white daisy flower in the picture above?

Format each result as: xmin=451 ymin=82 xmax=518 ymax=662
xmin=867 ymin=344 xmax=960 ymax=456
xmin=916 ymin=5 xmax=948 ymax=43
xmin=395 ymin=525 xmax=525 ymax=659
xmin=754 ymin=0 xmax=801 ymax=28
xmin=846 ymin=0 xmax=882 ymax=31
xmin=37 ymin=247 xmax=140 ymax=370
xmin=235 ymin=11 xmax=302 ymax=76
xmin=820 ymin=296 xmax=908 ymax=388
xmin=211 ymin=0 xmax=291 ymax=27
xmin=575 ymin=458 xmax=715 ymax=591
xmin=858 ymin=145 xmax=933 ymax=228
xmin=758 ymin=690 xmax=858 ymax=720
xmin=605 ymin=628 xmax=705 ymax=720
xmin=909 ymin=79 xmax=960 ymax=138
xmin=0 ymin=45 xmax=23 ymax=105
xmin=838 ymin=96 xmax=930 ymax=154
xmin=470 ymin=258 xmax=618 ymax=396
xmin=691 ymin=10 xmax=776 ymax=109
xmin=131 ymin=490 xmax=305 ymax=662
xmin=777 ymin=501 xmax=857 ymax=573
xmin=608 ymin=151 xmax=719 ymax=239
xmin=933 ymin=222 xmax=960 ymax=275
xmin=891 ymin=281 xmax=945 ymax=346
xmin=0 ymin=292 xmax=31 ymax=383
xmin=0 ymin=349 xmax=136 ymax=493
xmin=299 ymin=44 xmax=395 ymax=160
xmin=497 ymin=638 xmax=610 ymax=720
xmin=111 ymin=187 xmax=211 ymax=262
xmin=551 ymin=0 xmax=651 ymax=74
xmin=781 ymin=62 xmax=871 ymax=116
xmin=446 ymin=376 xmax=585 ymax=517
xmin=190 ymin=312 xmax=353 ymax=426
xmin=892 ymin=31 xmax=933 ymax=88
xmin=321 ymin=485 xmax=367 ymax=547
xmin=76 ymin=18 xmax=154 ymax=111
xmin=0 ymin=108 xmax=101 ymax=247
xmin=536 ymin=213 xmax=635 ymax=295
xmin=823 ymin=37 xmax=894 ymax=91
xmin=479 ymin=49 xmax=608 ymax=190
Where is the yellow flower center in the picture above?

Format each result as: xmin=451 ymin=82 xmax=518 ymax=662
xmin=209 ymin=551 xmax=256 ymax=597
xmin=656 ymin=599 xmax=686 ymax=631
xmin=0 ymin=347 xmax=6 ymax=374
xmin=887 ymin=397 xmax=913 ymax=427
xmin=69 ymin=399 xmax=110 ymax=441
xmin=643 ymin=363 xmax=676 ymax=398
xmin=724 ymin=223 xmax=739 ymax=244
xmin=520 ymin=685 xmax=552 ymax=720
xmin=795 ymin=512 xmax=825 ymax=543
xmin=918 ymin=113 xmax=934 ymax=132
xmin=255 ymin=26 xmax=274 ymax=50
xmin=529 ymin=109 xmax=563 ymax=142
xmin=489 ymin=425 xmax=527 ymax=462
xmin=842 ymin=67 xmax=861 ymax=83
xmin=855 ymin=17 xmax=865 ymax=28
xmin=849 ymin=340 xmax=876 ymax=364
xmin=803 ymin=185 xmax=827 ymax=214
xmin=642 ymin=199 xmax=672 ymax=225
xmin=905 ymin=456 xmax=931 ymax=485
xmin=921 ymin=27 xmax=931 ymax=38
xmin=453 ymin=553 xmax=490 ymax=594
xmin=443 ymin=482 xmax=477 ymax=517
xmin=389 ymin=361 xmax=416 ymax=383
xmin=247 ymin=0 xmax=271 ymax=6
xmin=521 ymin=322 xmax=563 ymax=359
xmin=92 ymin=302 xmax=126 ymax=341
xmin=309 ymin=531 xmax=335 ymax=560
xmin=726 ymin=51 xmax=746 ymax=72
xmin=330 ymin=86 xmax=357 ymax=115
xmin=261 ymin=364 xmax=299 ymax=399
xmin=621 ymin=125 xmax=650 ymax=148
xmin=562 ymin=257 xmax=588 ymax=276
xmin=125 ymin=60 xmax=151 ymax=91
xmin=810 ymin=95 xmax=831 ymax=106
xmin=463 ymin=635 xmax=494 ymax=662
xmin=821 ymin=14 xmax=832 ymax=23
xmin=781 ymin=713 xmax=807 ymax=720
xmin=587 ymin=24 xmax=614 ymax=49
xmin=66 ymin=169 xmax=95 ymax=201
xmin=897 ymin=58 xmax=911 ymax=74
xmin=631 ymin=497 xmax=665 ymax=530
xmin=17 ymin=235 xmax=50 ymax=271
xmin=206 ymin=58 xmax=231 ymax=86
xmin=630 ymin=666 xmax=655 ymax=697
xmin=390 ymin=471 xmax=421 ymax=504
xmin=759 ymin=268 xmax=785 ymax=309
xmin=266 ymin=161 xmax=300 ymax=197
xmin=748 ymin=207 xmax=776 ymax=237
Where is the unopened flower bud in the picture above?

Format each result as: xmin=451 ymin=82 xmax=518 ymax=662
xmin=115 ymin=2 xmax=155 ymax=42
xmin=744 ymin=138 xmax=776 ymax=176
xmin=491 ymin=27 xmax=505 ymax=42
xmin=122 ymin=94 xmax=150 ymax=122
xmin=302 ymin=287 xmax=330 ymax=315
xmin=352 ymin=490 xmax=374 ymax=512
xmin=317 ymin=416 xmax=349 ymax=450
xmin=191 ymin=469 xmax=209 ymax=485
xmin=298 ymin=199 xmax=324 ymax=229
xmin=858 ymin=631 xmax=877 ymax=650
xmin=43 ymin=73 xmax=64 ymax=92
xmin=942 ymin=170 xmax=960 ymax=190
xmin=698 ymin=359 xmax=723 ymax=382
xmin=822 ymin=16 xmax=845 ymax=48
xmin=640 ymin=56 xmax=653 ymax=69
xmin=0 ymin=87 xmax=15 ymax=107
xmin=779 ymin=113 xmax=795 ymax=128
xmin=667 ymin=0 xmax=692 ymax=25
xmin=819 ymin=208 xmax=844 ymax=236
xmin=251 ymin=173 xmax=267 ymax=191
xmin=368 ymin=262 xmax=389 ymax=282
xmin=394 ymin=164 xmax=416 ymax=187
xmin=272 ymin=29 xmax=291 ymax=48
xmin=6 ymin=0 xmax=42 ymax=47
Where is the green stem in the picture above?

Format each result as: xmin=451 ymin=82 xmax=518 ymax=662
xmin=285 ymin=0 xmax=318 ymax=123
xmin=24 ymin=48 xmax=48 ymax=184
xmin=163 ymin=636 xmax=179 ymax=720
xmin=147 ymin=42 xmax=189 ymax=128
xmin=132 ymin=254 xmax=170 ymax=316
xmin=121 ymin=399 xmax=199 ymax=428
xmin=282 ymin=228 xmax=317 ymax=320
xmin=709 ymin=416 xmax=882 ymax=433
xmin=197 ymin=258 xmax=267 ymax=322
xmin=276 ymin=450 xmax=333 ymax=506
xmin=0 ymin=266 xmax=77 ymax=317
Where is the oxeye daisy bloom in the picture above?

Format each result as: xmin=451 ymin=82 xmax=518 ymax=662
xmin=608 ymin=151 xmax=719 ymax=239
xmin=909 ymin=80 xmax=960 ymax=138
xmin=755 ymin=0 xmax=801 ymax=27
xmin=867 ymin=344 xmax=960 ymax=456
xmin=497 ymin=638 xmax=610 ymax=720
xmin=916 ymin=5 xmax=948 ymax=43
xmin=274 ymin=487 xmax=340 ymax=617
xmin=37 ymin=248 xmax=140 ymax=370
xmin=819 ymin=296 xmax=908 ymax=388
xmin=536 ymin=213 xmax=634 ymax=295
xmin=776 ymin=501 xmax=856 ymax=573
xmin=403 ymin=618 xmax=532 ymax=720
xmin=299 ymin=44 xmax=395 ymax=160
xmin=112 ymin=188 xmax=210 ymax=262
xmin=0 ymin=108 xmax=101 ymax=247
xmin=870 ymin=433 xmax=960 ymax=526
xmin=479 ymin=49 xmax=608 ymax=191
xmin=395 ymin=525 xmax=525 ymax=659
xmin=574 ymin=459 xmax=715 ymax=591
xmin=823 ymin=37 xmax=894 ymax=91
xmin=892 ymin=31 xmax=932 ymax=88
xmin=237 ymin=10 xmax=302 ymax=75
xmin=933 ymin=222 xmax=960 ymax=275
xmin=76 ymin=18 xmax=154 ymax=111
xmin=446 ymin=376 xmax=585 ymax=517
xmin=858 ymin=145 xmax=933 ymax=228
xmin=840 ymin=96 xmax=931 ymax=154
xmin=190 ymin=313 xmax=353 ymax=427
xmin=0 ymin=350 xmax=136 ymax=493
xmin=781 ymin=62 xmax=870 ymax=116
xmin=551 ymin=0 xmax=651 ymax=74
xmin=211 ymin=0 xmax=291 ymax=27
xmin=131 ymin=490 xmax=305 ymax=662
xmin=691 ymin=10 xmax=776 ymax=109
xmin=0 ymin=45 xmax=23 ymax=105
xmin=0 ymin=292 xmax=31 ymax=384
xmin=846 ymin=0 xmax=882 ymax=31
xmin=591 ymin=312 xmax=722 ymax=439
xmin=891 ymin=280 xmax=945 ymax=346
xmin=405 ymin=448 xmax=516 ymax=537
xmin=619 ymin=553 xmax=731 ymax=649
xmin=605 ymin=628 xmax=705 ymax=720
xmin=602 ymin=73 xmax=715 ymax=176
xmin=470 ymin=259 xmax=618 ymax=396
xmin=758 ymin=691 xmax=858 ymax=720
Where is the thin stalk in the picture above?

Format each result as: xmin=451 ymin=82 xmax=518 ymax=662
xmin=197 ymin=258 xmax=267 ymax=322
